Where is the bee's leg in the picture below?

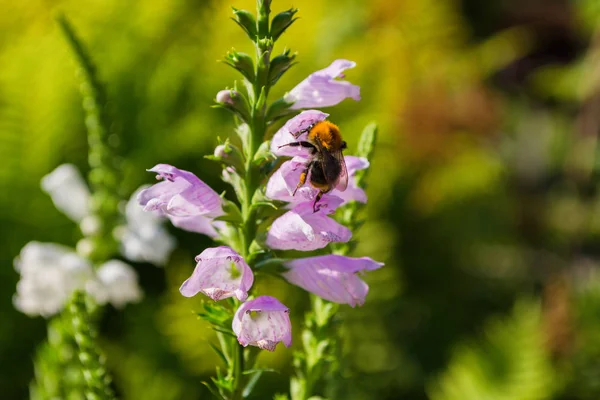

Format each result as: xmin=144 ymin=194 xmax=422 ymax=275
xmin=312 ymin=191 xmax=323 ymax=213
xmin=278 ymin=141 xmax=317 ymax=152
xmin=313 ymin=187 xmax=334 ymax=212
xmin=293 ymin=124 xmax=315 ymax=138
xmin=293 ymin=161 xmax=313 ymax=196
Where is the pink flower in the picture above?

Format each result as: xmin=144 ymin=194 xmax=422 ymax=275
xmin=284 ymin=59 xmax=360 ymax=110
xmin=265 ymin=197 xmax=351 ymax=251
xmin=232 ymin=296 xmax=292 ymax=351
xmin=266 ymin=156 xmax=369 ymax=205
xmin=283 ymin=255 xmax=384 ymax=307
xmin=179 ymin=246 xmax=253 ymax=301
xmin=270 ymin=110 xmax=329 ymax=157
xmin=168 ymin=215 xmax=223 ymax=238
xmin=138 ymin=164 xmax=223 ymax=218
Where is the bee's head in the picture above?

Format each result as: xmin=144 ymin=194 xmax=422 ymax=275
xmin=341 ymin=141 xmax=347 ymax=150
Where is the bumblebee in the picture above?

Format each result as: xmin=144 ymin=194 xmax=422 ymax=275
xmin=278 ymin=120 xmax=348 ymax=212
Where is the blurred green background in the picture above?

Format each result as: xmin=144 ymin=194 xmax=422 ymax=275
xmin=3 ymin=0 xmax=600 ymax=399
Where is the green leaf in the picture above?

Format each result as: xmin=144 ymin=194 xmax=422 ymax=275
xmin=251 ymin=201 xmax=278 ymax=211
xmin=256 ymin=86 xmax=267 ymax=111
xmin=269 ymin=49 xmax=297 ymax=86
xmin=266 ymin=98 xmax=295 ymax=122
xmin=222 ymin=170 xmax=247 ymax=208
xmin=357 ymin=122 xmax=378 ymax=160
xmin=270 ymin=8 xmax=298 ymax=41
xmin=252 ymin=140 xmax=275 ymax=166
xmin=215 ymin=200 xmax=243 ymax=225
xmin=223 ymin=50 xmax=255 ymax=82
xmin=201 ymin=381 xmax=222 ymax=399
xmin=231 ymin=8 xmax=257 ymax=41
xmin=242 ymin=370 xmax=263 ymax=398
xmin=212 ymin=327 xmax=237 ymax=338
xmin=208 ymin=343 xmax=230 ymax=367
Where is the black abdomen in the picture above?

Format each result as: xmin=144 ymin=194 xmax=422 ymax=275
xmin=309 ymin=153 xmax=340 ymax=191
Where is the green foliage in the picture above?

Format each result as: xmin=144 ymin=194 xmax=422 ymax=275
xmin=428 ymin=301 xmax=558 ymax=400
xmin=30 ymin=313 xmax=85 ymax=400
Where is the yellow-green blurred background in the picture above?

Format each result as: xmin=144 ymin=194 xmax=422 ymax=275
xmin=3 ymin=0 xmax=600 ymax=399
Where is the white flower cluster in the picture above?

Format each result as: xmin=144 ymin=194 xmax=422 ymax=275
xmin=13 ymin=164 xmax=176 ymax=317
xmin=14 ymin=242 xmax=142 ymax=317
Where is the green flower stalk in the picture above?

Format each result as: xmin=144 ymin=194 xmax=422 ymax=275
xmin=137 ymin=1 xmax=379 ymax=399
xmin=57 ymin=15 xmax=121 ymax=264
xmin=69 ymin=292 xmax=116 ymax=400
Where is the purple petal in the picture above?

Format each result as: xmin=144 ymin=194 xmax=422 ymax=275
xmin=283 ymin=255 xmax=383 ymax=307
xmin=270 ymin=110 xmax=329 ymax=157
xmin=266 ymin=199 xmax=351 ymax=251
xmin=284 ymin=60 xmax=361 ymax=110
xmin=265 ymin=157 xmax=317 ymax=203
xmin=168 ymin=215 xmax=219 ymax=238
xmin=344 ymin=156 xmax=370 ymax=175
xmin=232 ymin=296 xmax=292 ymax=351
xmin=266 ymin=155 xmax=370 ymax=205
xmin=333 ymin=183 xmax=368 ymax=204
xmin=179 ymin=246 xmax=253 ymax=301
xmin=138 ymin=164 xmax=223 ymax=217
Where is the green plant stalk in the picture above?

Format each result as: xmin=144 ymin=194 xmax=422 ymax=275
xmin=30 ymin=313 xmax=86 ymax=400
xmin=230 ymin=2 xmax=273 ymax=399
xmin=57 ymin=15 xmax=121 ymax=264
xmin=69 ymin=292 xmax=116 ymax=400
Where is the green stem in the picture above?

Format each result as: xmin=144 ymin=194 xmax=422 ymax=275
xmin=231 ymin=337 xmax=245 ymax=400
xmin=57 ymin=14 xmax=121 ymax=263
xmin=69 ymin=292 xmax=115 ymax=400
xmin=230 ymin=3 xmax=273 ymax=399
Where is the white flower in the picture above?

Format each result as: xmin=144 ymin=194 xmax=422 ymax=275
xmin=14 ymin=242 xmax=94 ymax=317
xmin=41 ymin=164 xmax=91 ymax=223
xmin=87 ymin=260 xmax=143 ymax=308
xmin=14 ymin=242 xmax=144 ymax=317
xmin=116 ymin=186 xmax=176 ymax=266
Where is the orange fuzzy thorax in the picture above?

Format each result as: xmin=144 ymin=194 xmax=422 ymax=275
xmin=308 ymin=121 xmax=342 ymax=150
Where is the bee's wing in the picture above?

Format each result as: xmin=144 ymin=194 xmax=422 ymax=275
xmin=332 ymin=150 xmax=348 ymax=192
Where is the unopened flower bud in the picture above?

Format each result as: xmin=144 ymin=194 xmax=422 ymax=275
xmin=214 ymin=144 xmax=228 ymax=158
xmin=216 ymin=90 xmax=235 ymax=105
xmin=210 ymin=143 xmax=245 ymax=172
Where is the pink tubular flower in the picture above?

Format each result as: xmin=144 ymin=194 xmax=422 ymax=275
xmin=232 ymin=296 xmax=292 ymax=351
xmin=168 ymin=215 xmax=223 ymax=238
xmin=282 ymin=255 xmax=384 ymax=307
xmin=265 ymin=197 xmax=351 ymax=251
xmin=138 ymin=164 xmax=223 ymax=218
xmin=266 ymin=155 xmax=369 ymax=205
xmin=270 ymin=110 xmax=329 ymax=157
xmin=179 ymin=246 xmax=253 ymax=301
xmin=284 ymin=59 xmax=360 ymax=110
